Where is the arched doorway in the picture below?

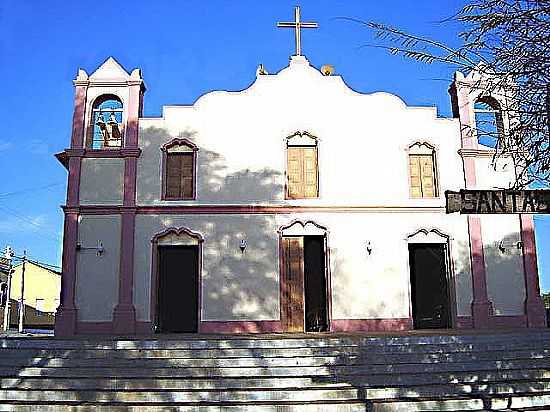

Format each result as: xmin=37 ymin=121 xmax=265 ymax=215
xmin=279 ymin=221 xmax=330 ymax=332
xmin=151 ymin=228 xmax=203 ymax=333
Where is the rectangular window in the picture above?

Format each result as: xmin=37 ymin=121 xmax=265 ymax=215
xmin=409 ymin=154 xmax=436 ymax=198
xmin=287 ymin=147 xmax=318 ymax=199
xmin=165 ymin=153 xmax=194 ymax=200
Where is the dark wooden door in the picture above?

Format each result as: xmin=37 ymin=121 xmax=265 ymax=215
xmin=409 ymin=244 xmax=451 ymax=329
xmin=281 ymin=237 xmax=305 ymax=332
xmin=304 ymin=236 xmax=328 ymax=332
xmin=157 ymin=245 xmax=199 ymax=333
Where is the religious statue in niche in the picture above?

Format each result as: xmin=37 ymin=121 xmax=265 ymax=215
xmin=90 ymin=95 xmax=124 ymax=149
xmin=95 ymin=111 xmax=123 ymax=148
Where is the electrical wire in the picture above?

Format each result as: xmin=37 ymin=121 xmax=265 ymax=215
xmin=0 ymin=183 xmax=64 ymax=198
xmin=0 ymin=205 xmax=61 ymax=242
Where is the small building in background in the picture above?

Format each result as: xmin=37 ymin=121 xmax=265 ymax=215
xmin=0 ymin=261 xmax=61 ymax=330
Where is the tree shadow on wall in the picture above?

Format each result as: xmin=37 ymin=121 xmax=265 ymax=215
xmin=138 ymin=126 xmax=284 ymax=204
xmin=138 ymin=126 xmax=287 ymax=323
xmin=313 ymin=231 xmax=550 ymax=410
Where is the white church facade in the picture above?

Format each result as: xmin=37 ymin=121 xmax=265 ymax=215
xmin=54 ymin=17 xmax=546 ymax=336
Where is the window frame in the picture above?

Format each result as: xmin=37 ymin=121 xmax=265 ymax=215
xmin=407 ymin=142 xmax=439 ymax=199
xmin=161 ymin=138 xmax=199 ymax=201
xmin=285 ymin=131 xmax=320 ymax=200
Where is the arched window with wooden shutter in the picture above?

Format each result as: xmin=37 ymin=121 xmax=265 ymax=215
xmin=408 ymin=142 xmax=438 ymax=198
xmin=286 ymin=131 xmax=319 ymax=199
xmin=161 ymin=138 xmax=199 ymax=200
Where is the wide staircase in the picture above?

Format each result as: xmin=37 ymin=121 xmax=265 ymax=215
xmin=0 ymin=330 xmax=549 ymax=411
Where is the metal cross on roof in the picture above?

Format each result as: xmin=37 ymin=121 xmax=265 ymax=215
xmin=277 ymin=6 xmax=318 ymax=56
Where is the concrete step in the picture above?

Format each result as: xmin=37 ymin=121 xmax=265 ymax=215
xmin=3 ymin=369 xmax=550 ymax=390
xmin=1 ymin=331 xmax=549 ymax=350
xmin=2 ymin=387 xmax=550 ymax=404
xmin=372 ymin=394 xmax=550 ymax=411
xmin=1 ymin=380 xmax=548 ymax=399
xmin=0 ymin=403 xmax=365 ymax=412
xmin=0 ymin=348 xmax=546 ymax=368
xmin=0 ymin=358 xmax=547 ymax=378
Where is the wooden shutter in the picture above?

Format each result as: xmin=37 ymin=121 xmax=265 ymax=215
xmin=281 ymin=237 xmax=305 ymax=332
xmin=165 ymin=153 xmax=194 ymax=199
xmin=303 ymin=148 xmax=318 ymax=198
xmin=409 ymin=154 xmax=435 ymax=198
xmin=287 ymin=147 xmax=304 ymax=199
xmin=181 ymin=154 xmax=194 ymax=198
xmin=287 ymin=147 xmax=318 ymax=199
xmin=419 ymin=155 xmax=435 ymax=197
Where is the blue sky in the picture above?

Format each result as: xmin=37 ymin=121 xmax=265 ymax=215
xmin=0 ymin=1 xmax=548 ymax=290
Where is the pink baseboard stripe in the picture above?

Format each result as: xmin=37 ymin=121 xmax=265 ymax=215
xmin=199 ymin=320 xmax=282 ymax=334
xmin=491 ymin=315 xmax=527 ymax=328
xmin=330 ymin=318 xmax=412 ymax=332
xmin=456 ymin=317 xmax=474 ymax=329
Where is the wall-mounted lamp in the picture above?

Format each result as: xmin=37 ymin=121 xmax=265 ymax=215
xmin=498 ymin=240 xmax=523 ymax=254
xmin=366 ymin=241 xmax=373 ymax=255
xmin=76 ymin=240 xmax=105 ymax=257
xmin=239 ymin=239 xmax=248 ymax=254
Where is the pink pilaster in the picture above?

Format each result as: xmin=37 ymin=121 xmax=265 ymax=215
xmin=55 ymin=79 xmax=87 ymax=337
xmin=520 ymin=215 xmax=546 ymax=327
xmin=468 ymin=216 xmax=493 ymax=328
xmin=54 ymin=209 xmax=79 ymax=336
xmin=112 ymin=82 xmax=143 ymax=334
xmin=452 ymin=77 xmax=493 ymax=329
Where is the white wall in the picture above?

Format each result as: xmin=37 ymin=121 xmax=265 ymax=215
xmin=80 ymin=158 xmax=124 ymax=205
xmin=136 ymin=56 xmax=463 ymax=206
xmin=481 ymin=215 xmax=525 ymax=315
xmin=132 ymin=212 xmax=472 ymax=323
xmin=75 ymin=215 xmax=121 ymax=321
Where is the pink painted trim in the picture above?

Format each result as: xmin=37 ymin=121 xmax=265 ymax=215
xmin=123 ymin=158 xmax=138 ymax=206
xmin=126 ymin=84 xmax=141 ymax=148
xmin=468 ymin=216 xmax=492 ymax=329
xmin=199 ymin=321 xmax=282 ymax=334
xmin=150 ymin=227 xmax=204 ymax=332
xmin=54 ymin=210 xmax=80 ymax=337
xmin=75 ymin=322 xmax=152 ymax=335
xmin=70 ymin=85 xmax=87 ymax=148
xmin=113 ymin=210 xmax=137 ymax=334
xmin=66 ymin=157 xmax=82 ymax=207
xmin=160 ymin=138 xmax=198 ymax=201
xmin=463 ymin=157 xmax=477 ymax=188
xmin=456 ymin=316 xmax=474 ymax=329
xmin=331 ymin=318 xmax=413 ymax=332
xmin=520 ymin=214 xmax=547 ymax=327
xmin=492 ymin=315 xmax=527 ymax=328
xmin=74 ymin=205 xmax=447 ymax=215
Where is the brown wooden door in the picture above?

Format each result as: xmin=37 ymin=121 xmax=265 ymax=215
xmin=281 ymin=237 xmax=305 ymax=332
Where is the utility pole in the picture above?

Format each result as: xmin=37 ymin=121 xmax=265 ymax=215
xmin=18 ymin=250 xmax=26 ymax=333
xmin=2 ymin=246 xmax=14 ymax=332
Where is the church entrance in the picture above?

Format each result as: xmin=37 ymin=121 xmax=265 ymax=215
xmin=408 ymin=244 xmax=451 ymax=329
xmin=157 ymin=245 xmax=199 ymax=333
xmin=281 ymin=235 xmax=328 ymax=332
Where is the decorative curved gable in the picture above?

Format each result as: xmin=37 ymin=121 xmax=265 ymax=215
xmin=407 ymin=228 xmax=450 ymax=244
xmin=152 ymin=227 xmax=204 ymax=246
xmin=161 ymin=138 xmax=199 ymax=153
xmin=286 ymin=131 xmax=318 ymax=147
xmin=279 ymin=220 xmax=328 ymax=236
